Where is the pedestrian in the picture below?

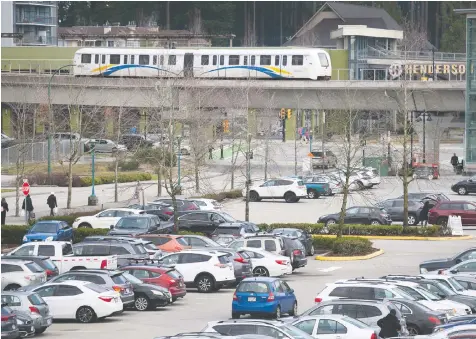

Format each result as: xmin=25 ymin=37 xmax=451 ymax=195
xmin=47 ymin=192 xmax=57 ymax=216
xmin=419 ymin=200 xmax=431 ymax=226
xmin=451 ymin=153 xmax=459 ymax=172
xmin=1 ymin=198 xmax=9 ymax=225
xmin=22 ymin=194 xmax=34 ymax=222
xmin=208 ymin=146 xmax=214 ymax=160
xmin=377 ymin=309 xmax=401 ymax=338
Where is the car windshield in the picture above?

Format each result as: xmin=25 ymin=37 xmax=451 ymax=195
xmin=237 ymin=281 xmax=270 ymax=293
xmin=416 ymin=287 xmax=442 ymax=301
xmin=219 ymin=212 xmax=236 ymax=222
xmin=30 ymin=222 xmax=58 ymax=233
xmin=115 ymin=217 xmax=149 ymax=229
xmin=122 ymin=272 xmax=143 ymax=284
xmin=25 ymin=262 xmax=44 ymax=273
xmin=447 ymin=277 xmax=466 ymax=292
xmin=277 ymin=324 xmax=315 ymax=339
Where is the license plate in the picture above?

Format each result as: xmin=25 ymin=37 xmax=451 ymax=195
xmin=248 ymin=297 xmax=256 ymax=302
xmin=114 ymin=297 xmax=119 ymax=303
xmin=46 ymin=318 xmax=52 ymax=325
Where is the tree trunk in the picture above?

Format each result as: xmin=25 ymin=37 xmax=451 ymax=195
xmin=194 ymin=160 xmax=200 ymax=193
xmin=157 ymin=169 xmax=162 ymax=197
xmin=67 ymin=160 xmax=73 ymax=209
xmin=337 ymin=117 xmax=352 ymax=238
xmin=114 ymin=158 xmax=119 ymax=202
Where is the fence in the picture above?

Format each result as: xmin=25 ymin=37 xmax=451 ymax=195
xmin=359 ymin=48 xmax=466 ymax=62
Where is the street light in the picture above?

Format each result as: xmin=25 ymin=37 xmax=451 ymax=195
xmin=415 ymin=112 xmax=432 ymax=163
xmin=47 ymin=64 xmax=75 ymax=185
xmin=87 ymin=139 xmax=98 ymax=206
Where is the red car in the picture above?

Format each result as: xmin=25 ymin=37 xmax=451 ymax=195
xmin=428 ymin=200 xmax=476 ymax=226
xmin=120 ymin=265 xmax=186 ymax=301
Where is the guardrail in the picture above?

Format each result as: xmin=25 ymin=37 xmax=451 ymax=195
xmin=359 ymin=49 xmax=466 ymax=62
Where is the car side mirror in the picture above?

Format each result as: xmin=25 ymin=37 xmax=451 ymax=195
xmin=456 ymin=259 xmax=462 ymax=264
xmin=451 ymin=269 xmax=458 ymax=274
xmin=110 ymin=225 xmax=114 ymax=230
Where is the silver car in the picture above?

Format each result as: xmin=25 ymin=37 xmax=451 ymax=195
xmin=1 ymin=291 xmax=52 ymax=334
xmin=88 ymin=139 xmax=127 ymax=153
xmin=310 ymin=150 xmax=337 ymax=169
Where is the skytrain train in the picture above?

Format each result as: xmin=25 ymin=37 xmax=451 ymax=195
xmin=72 ymin=47 xmax=332 ymax=80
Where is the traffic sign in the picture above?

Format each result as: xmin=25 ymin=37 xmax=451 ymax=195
xmin=22 ymin=179 xmax=30 ymax=196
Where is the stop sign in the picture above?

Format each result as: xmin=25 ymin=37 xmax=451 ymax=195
xmin=22 ymin=181 xmax=30 ymax=196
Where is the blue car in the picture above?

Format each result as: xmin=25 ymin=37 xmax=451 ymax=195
xmin=434 ymin=315 xmax=476 ymax=332
xmin=232 ymin=277 xmax=297 ymax=319
xmin=23 ymin=220 xmax=73 ymax=243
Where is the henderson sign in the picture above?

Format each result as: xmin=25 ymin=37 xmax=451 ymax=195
xmin=404 ymin=63 xmax=469 ymax=75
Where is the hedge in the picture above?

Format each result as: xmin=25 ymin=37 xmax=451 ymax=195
xmin=312 ymin=236 xmax=375 ymax=256
xmin=191 ymin=189 xmax=243 ymax=202
xmin=26 ymin=172 xmax=152 ymax=187
xmin=32 ymin=210 xmax=102 ymax=226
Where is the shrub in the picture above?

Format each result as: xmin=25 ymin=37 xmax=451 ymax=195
xmin=27 ymin=172 xmax=151 ymax=187
xmin=2 ymin=225 xmax=30 ymax=245
xmin=73 ymin=228 xmax=109 ymax=243
xmin=267 ymin=223 xmax=325 ymax=233
xmin=312 ymin=236 xmax=336 ymax=251
xmin=331 ymin=237 xmax=374 ymax=256
xmin=108 ymin=159 xmax=140 ymax=172
xmin=192 ymin=189 xmax=243 ymax=202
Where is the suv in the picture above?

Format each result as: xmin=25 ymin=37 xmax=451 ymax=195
xmin=119 ymin=134 xmax=155 ymax=150
xmin=377 ymin=199 xmax=424 ymax=226
xmin=158 ymin=250 xmax=235 ymax=293
xmin=153 ymin=198 xmax=199 ymax=212
xmin=428 ymin=201 xmax=476 ymax=226
xmin=270 ymin=228 xmax=315 ymax=256
xmin=211 ymin=224 xmax=256 ymax=244
xmin=72 ymin=208 xmax=145 ymax=229
xmin=1 ymin=260 xmax=47 ymax=291
xmin=318 ymin=206 xmax=392 ymax=226
xmin=246 ymin=178 xmax=307 ymax=203
xmin=107 ymin=214 xmax=162 ymax=236
xmin=228 ymin=235 xmax=285 ymax=256
xmin=310 ymin=150 xmax=337 ymax=169
xmin=73 ymin=239 xmax=149 ymax=266
xmin=176 ymin=211 xmax=259 ymax=236
xmin=2 ymin=256 xmax=59 ymax=280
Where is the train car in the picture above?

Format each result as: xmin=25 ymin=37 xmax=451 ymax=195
xmin=72 ymin=47 xmax=332 ymax=80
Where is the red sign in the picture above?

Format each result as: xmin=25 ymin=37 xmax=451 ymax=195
xmin=22 ymin=181 xmax=30 ymax=196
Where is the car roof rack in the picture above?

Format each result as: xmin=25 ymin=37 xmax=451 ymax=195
xmin=381 ymin=275 xmax=424 ymax=280
xmin=159 ymin=333 xmax=224 ymax=338
xmin=217 ymin=319 xmax=284 ymax=324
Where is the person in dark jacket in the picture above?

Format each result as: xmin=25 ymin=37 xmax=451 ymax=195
xmin=22 ymin=194 xmax=34 ymax=222
xmin=47 ymin=192 xmax=57 ymax=216
xmin=451 ymin=153 xmax=459 ymax=172
xmin=1 ymin=198 xmax=9 ymax=225
xmin=377 ymin=309 xmax=401 ymax=338
xmin=419 ymin=200 xmax=431 ymax=226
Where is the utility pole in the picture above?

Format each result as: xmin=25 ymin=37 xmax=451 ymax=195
xmin=264 ymin=119 xmax=271 ymax=181
xmin=230 ymin=108 xmax=235 ymax=189
xmin=321 ymin=111 xmax=326 ymax=173
xmin=294 ymin=109 xmax=299 ymax=176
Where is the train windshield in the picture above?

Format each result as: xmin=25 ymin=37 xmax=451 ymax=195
xmin=318 ymin=53 xmax=329 ymax=67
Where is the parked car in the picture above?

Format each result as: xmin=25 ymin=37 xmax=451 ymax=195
xmin=119 ymin=134 xmax=155 ymax=150
xmin=1 ymin=291 xmax=53 ymax=334
xmin=1 ymin=259 xmax=47 ymax=291
xmin=158 ymin=250 xmax=236 ymax=292
xmin=303 ymin=175 xmax=342 ymax=195
xmin=107 ymin=214 xmax=162 ymax=236
xmin=318 ymin=206 xmax=392 ymax=226
xmin=176 ymin=211 xmax=259 ymax=235
xmin=279 ymin=236 xmax=307 ymax=270
xmin=270 ymin=228 xmax=315 ymax=256
xmin=5 ymin=241 xmax=117 ymax=274
xmin=153 ymin=198 xmax=199 ymax=212
xmin=376 ymin=199 xmax=424 ymax=226
xmin=214 ymin=235 xmax=241 ymax=247
xmin=119 ymin=265 xmax=187 ymax=302
xmin=2 ymin=256 xmax=59 ymax=280
xmin=128 ymin=203 xmax=175 ymax=222
xmin=137 ymin=234 xmax=191 ymax=253
xmin=72 ymin=208 xmax=145 ymax=229
xmin=188 ymin=199 xmax=223 ymax=211
xmin=331 ymin=170 xmax=373 ymax=190
xmin=438 ymin=260 xmax=476 ymax=276
xmin=28 ymin=281 xmax=123 ymax=323
xmin=452 ymin=177 xmax=476 ymax=195
xmin=229 ymin=234 xmax=285 ymax=256
xmin=22 ymin=220 xmax=73 ymax=243
xmin=300 ymin=177 xmax=330 ymax=199
xmin=419 ymin=274 xmax=476 ymax=297
xmin=420 ymin=248 xmax=476 ymax=274
xmin=428 ymin=201 xmax=476 ymax=226
xmin=310 ymin=150 xmax=338 ymax=169
xmin=120 ymin=272 xmax=171 ymax=311
xmin=1 ymin=133 xmax=16 ymax=149
xmin=232 ymin=277 xmax=297 ymax=319
xmin=211 ymin=224 xmax=256 ymax=245
xmin=245 ymin=178 xmax=308 ymax=203
xmin=454 ymin=276 xmax=476 ymax=291
xmin=180 ymin=235 xmax=223 ymax=249
xmin=358 ymin=167 xmax=382 ymax=187
xmin=433 ymin=316 xmax=476 ymax=332
xmin=83 ymin=236 xmax=162 ymax=259
xmin=86 ymin=138 xmax=127 ymax=153
xmin=11 ymin=309 xmax=34 ymax=338
xmin=1 ymin=305 xmax=19 ymax=339
xmin=239 ymin=248 xmax=293 ymax=277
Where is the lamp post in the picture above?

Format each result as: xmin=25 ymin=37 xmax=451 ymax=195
xmin=47 ymin=64 xmax=75 ymax=185
xmin=432 ymin=47 xmax=436 ymax=81
xmin=416 ymin=112 xmax=432 ymax=163
xmin=88 ymin=139 xmax=98 ymax=206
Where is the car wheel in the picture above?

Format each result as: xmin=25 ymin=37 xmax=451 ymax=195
xmin=284 ymin=192 xmax=297 ymax=203
xmin=78 ymin=223 xmax=92 ymax=228
xmin=289 ymin=302 xmax=298 ymax=316
xmin=325 ymin=219 xmax=336 ymax=227
xmin=134 ymin=295 xmax=150 ymax=311
xmin=3 ymin=284 xmax=21 ymax=291
xmin=195 ymin=274 xmax=215 ymax=293
xmin=253 ymin=266 xmax=269 ymax=277
xmin=294 ymin=198 xmax=300 ymax=202
xmin=458 ymin=186 xmax=468 ymax=195
xmin=307 ymin=189 xmax=318 ymax=199
xmin=249 ymin=191 xmax=260 ymax=202
xmin=408 ymin=214 xmax=418 ymax=226
xmin=309 ymin=245 xmax=315 ymax=256
xmin=231 ymin=312 xmax=240 ymax=319
xmin=370 ymin=219 xmax=382 ymax=225
xmin=407 ymin=325 xmax=420 ymax=335
xmin=76 ymin=306 xmax=96 ymax=323
xmin=274 ymin=305 xmax=281 ymax=319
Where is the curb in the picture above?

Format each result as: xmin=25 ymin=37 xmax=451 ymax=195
xmin=312 ymin=234 xmax=473 ymax=241
xmin=315 ymin=249 xmax=385 ymax=261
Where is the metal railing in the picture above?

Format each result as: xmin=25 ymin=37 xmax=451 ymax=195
xmin=1 ymin=141 xmax=84 ymax=166
xmin=359 ymin=48 xmax=466 ymax=62
xmin=16 ymin=16 xmax=56 ymax=25
xmin=19 ymin=36 xmax=57 ymax=46
xmin=1 ymin=59 xmax=71 ymax=74
xmin=15 ymin=1 xmax=56 ymax=6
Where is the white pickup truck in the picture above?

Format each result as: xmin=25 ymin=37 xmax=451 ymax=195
xmin=4 ymin=241 xmax=117 ymax=274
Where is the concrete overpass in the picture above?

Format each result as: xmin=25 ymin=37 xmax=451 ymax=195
xmin=1 ymin=74 xmax=465 ymax=112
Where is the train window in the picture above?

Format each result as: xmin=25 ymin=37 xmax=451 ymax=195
xmin=318 ymin=53 xmax=329 ymax=67
xmin=292 ymin=55 xmax=304 ymax=66
xmin=213 ymin=55 xmax=217 ymax=66
xmin=139 ymin=55 xmax=150 ymax=65
xmin=110 ymin=55 xmax=120 ymax=64
xmin=95 ymin=55 xmax=99 ymax=64
xmin=244 ymin=56 xmax=248 ymax=65
xmin=219 ymin=55 xmax=224 ymax=65
xmin=168 ymin=55 xmax=176 ymax=66
xmin=81 ymin=54 xmax=91 ymax=64
xmin=274 ymin=55 xmax=279 ymax=66
xmin=201 ymin=55 xmax=209 ymax=65
xmin=131 ymin=55 xmax=135 ymax=64
xmin=153 ymin=55 xmax=158 ymax=65
xmin=101 ymin=55 xmax=106 ymax=64
xmin=260 ymin=55 xmax=271 ymax=66
xmin=283 ymin=56 xmax=287 ymax=66
xmin=229 ymin=55 xmax=239 ymax=66
xmin=251 ymin=56 xmax=255 ymax=65
xmin=123 ymin=55 xmax=128 ymax=64
xmin=160 ymin=55 xmax=164 ymax=65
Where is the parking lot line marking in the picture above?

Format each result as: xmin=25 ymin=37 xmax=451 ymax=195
xmin=319 ymin=266 xmax=342 ymax=273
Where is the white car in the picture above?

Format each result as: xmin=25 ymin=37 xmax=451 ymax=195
xmin=244 ymin=178 xmax=307 ymax=203
xmin=87 ymin=139 xmax=127 ymax=153
xmin=29 ymin=281 xmax=122 ymax=323
xmin=188 ymin=198 xmax=223 ymax=211
xmin=228 ymin=235 xmax=285 ymax=256
xmin=72 ymin=208 xmax=145 ymax=229
xmin=292 ymin=314 xmax=378 ymax=339
xmin=238 ymin=247 xmax=292 ymax=277
xmin=1 ymin=259 xmax=47 ymax=291
xmin=438 ymin=259 xmax=476 ymax=276
xmin=158 ymin=250 xmax=235 ymax=293
xmin=357 ymin=167 xmax=381 ymax=187
xmin=420 ymin=274 xmax=476 ymax=297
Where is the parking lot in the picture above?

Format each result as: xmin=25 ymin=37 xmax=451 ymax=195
xmin=43 ymin=235 xmax=476 ymax=339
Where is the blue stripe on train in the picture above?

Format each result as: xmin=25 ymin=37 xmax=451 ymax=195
xmin=204 ymin=66 xmax=285 ymax=79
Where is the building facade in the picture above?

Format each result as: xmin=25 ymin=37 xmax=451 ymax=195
xmin=1 ymin=1 xmax=58 ymax=47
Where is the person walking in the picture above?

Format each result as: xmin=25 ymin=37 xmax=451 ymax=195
xmin=208 ymin=145 xmax=214 ymax=160
xmin=377 ymin=309 xmax=401 ymax=338
xmin=419 ymin=200 xmax=431 ymax=226
xmin=47 ymin=192 xmax=57 ymax=216
xmin=451 ymin=153 xmax=459 ymax=172
xmin=22 ymin=194 xmax=34 ymax=223
xmin=1 ymin=198 xmax=9 ymax=225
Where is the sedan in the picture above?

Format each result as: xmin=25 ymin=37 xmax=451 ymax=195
xmin=293 ymin=314 xmax=378 ymax=339
xmin=318 ymin=206 xmax=392 ymax=226
xmin=452 ymin=177 xmax=476 ymax=195
xmin=87 ymin=139 xmax=127 ymax=153
xmin=420 ymin=248 xmax=476 ymax=274
xmin=187 ymin=199 xmax=223 ymax=211
xmin=23 ymin=220 xmax=73 ymax=243
xmin=107 ymin=214 xmax=162 ymax=236
xmin=438 ymin=260 xmax=476 ymax=276
xmin=120 ymin=272 xmax=171 ymax=311
xmin=240 ymin=248 xmax=292 ymax=277
xmin=72 ymin=208 xmax=144 ymax=229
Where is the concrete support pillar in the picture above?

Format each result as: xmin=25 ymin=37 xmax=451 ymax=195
xmin=285 ymin=110 xmax=297 ymax=141
xmin=2 ymin=106 xmax=12 ymax=136
xmin=412 ymin=115 xmax=453 ymax=164
xmin=70 ymin=107 xmax=79 ymax=132
xmin=105 ymin=107 xmax=114 ymax=138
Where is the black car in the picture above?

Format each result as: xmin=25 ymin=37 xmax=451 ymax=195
xmin=2 ymin=255 xmax=59 ymax=279
xmin=281 ymin=236 xmax=307 ymax=270
xmin=452 ymin=177 xmax=476 ymax=195
xmin=119 ymin=134 xmax=154 ymax=151
xmin=386 ymin=298 xmax=448 ymax=335
xmin=176 ymin=211 xmax=259 ymax=235
xmin=419 ymin=247 xmax=476 ymax=274
xmin=318 ymin=206 xmax=392 ymax=226
xmin=120 ymin=271 xmax=172 ymax=311
xmin=108 ymin=214 xmax=162 ymax=236
xmin=270 ymin=228 xmax=315 ymax=256
xmin=376 ymin=199 xmax=423 ymax=226
xmin=1 ymin=305 xmax=18 ymax=339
